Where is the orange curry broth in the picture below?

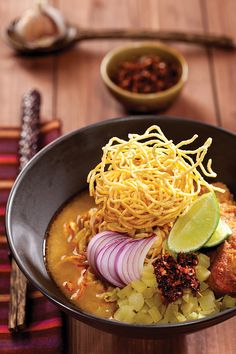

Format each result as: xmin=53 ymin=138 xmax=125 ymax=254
xmin=45 ymin=191 xmax=116 ymax=318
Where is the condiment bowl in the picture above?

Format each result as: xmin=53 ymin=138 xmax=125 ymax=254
xmin=6 ymin=116 xmax=236 ymax=338
xmin=100 ymin=43 xmax=188 ymax=112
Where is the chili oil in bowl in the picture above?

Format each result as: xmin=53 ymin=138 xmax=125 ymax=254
xmin=100 ymin=43 xmax=188 ymax=112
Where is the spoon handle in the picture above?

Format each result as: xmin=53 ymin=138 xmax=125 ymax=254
xmin=75 ymin=29 xmax=235 ymax=49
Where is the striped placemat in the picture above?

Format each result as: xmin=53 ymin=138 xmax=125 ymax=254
xmin=0 ymin=119 xmax=64 ymax=354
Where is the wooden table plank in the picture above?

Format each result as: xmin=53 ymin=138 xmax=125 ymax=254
xmin=203 ymin=0 xmax=236 ymax=132
xmin=0 ymin=0 xmax=56 ymax=125
xmin=158 ymin=0 xmax=218 ymax=125
xmin=68 ymin=315 xmax=236 ymax=354
xmin=56 ymin=0 xmax=133 ymax=133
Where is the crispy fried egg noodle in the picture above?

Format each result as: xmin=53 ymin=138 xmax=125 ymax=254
xmin=87 ymin=125 xmax=223 ymax=234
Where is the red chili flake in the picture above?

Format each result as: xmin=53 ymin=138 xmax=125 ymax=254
xmin=153 ymin=253 xmax=200 ymax=303
xmin=112 ymin=55 xmax=181 ymax=94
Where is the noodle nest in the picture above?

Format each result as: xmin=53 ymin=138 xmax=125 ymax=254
xmin=87 ymin=125 xmax=221 ymax=233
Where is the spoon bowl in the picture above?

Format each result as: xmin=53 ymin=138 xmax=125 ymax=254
xmin=4 ymin=19 xmax=79 ymax=55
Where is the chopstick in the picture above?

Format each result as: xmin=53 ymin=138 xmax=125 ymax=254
xmin=8 ymin=261 xmax=28 ymax=330
xmin=8 ymin=89 xmax=41 ymax=332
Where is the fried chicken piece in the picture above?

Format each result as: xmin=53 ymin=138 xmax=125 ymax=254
xmin=208 ymin=185 xmax=236 ymax=295
xmin=208 ymin=234 xmax=236 ymax=295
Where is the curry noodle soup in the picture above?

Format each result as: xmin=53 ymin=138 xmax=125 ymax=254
xmin=45 ymin=125 xmax=236 ymax=324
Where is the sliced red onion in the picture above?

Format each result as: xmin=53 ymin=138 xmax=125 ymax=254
xmin=97 ymin=239 xmax=127 ymax=287
xmin=121 ymin=242 xmax=135 ymax=283
xmin=127 ymin=238 xmax=147 ymax=279
xmin=87 ymin=231 xmax=156 ymax=288
xmin=87 ymin=231 xmax=123 ymax=273
xmin=107 ymin=239 xmax=131 ymax=287
xmin=115 ymin=241 xmax=136 ymax=284
xmin=137 ymin=237 xmax=156 ymax=276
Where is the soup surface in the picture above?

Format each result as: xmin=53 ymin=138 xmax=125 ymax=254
xmin=46 ymin=191 xmax=116 ymax=318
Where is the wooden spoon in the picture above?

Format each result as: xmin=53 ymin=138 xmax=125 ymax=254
xmin=4 ymin=19 xmax=235 ymax=55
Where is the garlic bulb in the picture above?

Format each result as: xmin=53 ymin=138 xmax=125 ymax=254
xmin=15 ymin=0 xmax=67 ymax=48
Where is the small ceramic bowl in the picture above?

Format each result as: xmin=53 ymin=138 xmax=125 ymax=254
xmin=100 ymin=42 xmax=188 ymax=112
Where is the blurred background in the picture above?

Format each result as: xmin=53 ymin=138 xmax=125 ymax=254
xmin=0 ymin=0 xmax=235 ymax=133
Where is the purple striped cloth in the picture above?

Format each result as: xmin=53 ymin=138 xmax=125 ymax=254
xmin=0 ymin=120 xmax=64 ymax=353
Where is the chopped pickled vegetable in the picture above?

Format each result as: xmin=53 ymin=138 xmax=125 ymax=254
xmin=103 ymin=256 xmax=235 ymax=325
xmin=222 ymin=295 xmax=236 ymax=309
xmin=196 ymin=265 xmax=211 ymax=282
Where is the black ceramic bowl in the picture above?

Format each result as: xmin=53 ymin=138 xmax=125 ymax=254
xmin=6 ymin=116 xmax=236 ymax=338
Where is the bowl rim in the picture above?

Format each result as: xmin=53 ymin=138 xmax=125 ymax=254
xmin=100 ymin=42 xmax=188 ymax=100
xmin=6 ymin=115 xmax=236 ymax=331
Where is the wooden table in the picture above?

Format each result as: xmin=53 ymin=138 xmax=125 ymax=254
xmin=0 ymin=1 xmax=236 ymax=353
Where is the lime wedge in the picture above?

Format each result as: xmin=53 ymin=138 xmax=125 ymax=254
xmin=168 ymin=192 xmax=220 ymax=253
xmin=204 ymin=219 xmax=232 ymax=248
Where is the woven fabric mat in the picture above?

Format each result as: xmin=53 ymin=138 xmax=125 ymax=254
xmin=0 ymin=119 xmax=64 ymax=354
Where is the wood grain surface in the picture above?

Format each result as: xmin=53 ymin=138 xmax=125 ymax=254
xmin=0 ymin=1 xmax=236 ymax=353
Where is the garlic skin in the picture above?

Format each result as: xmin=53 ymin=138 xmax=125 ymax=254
xmin=15 ymin=1 xmax=67 ymax=48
